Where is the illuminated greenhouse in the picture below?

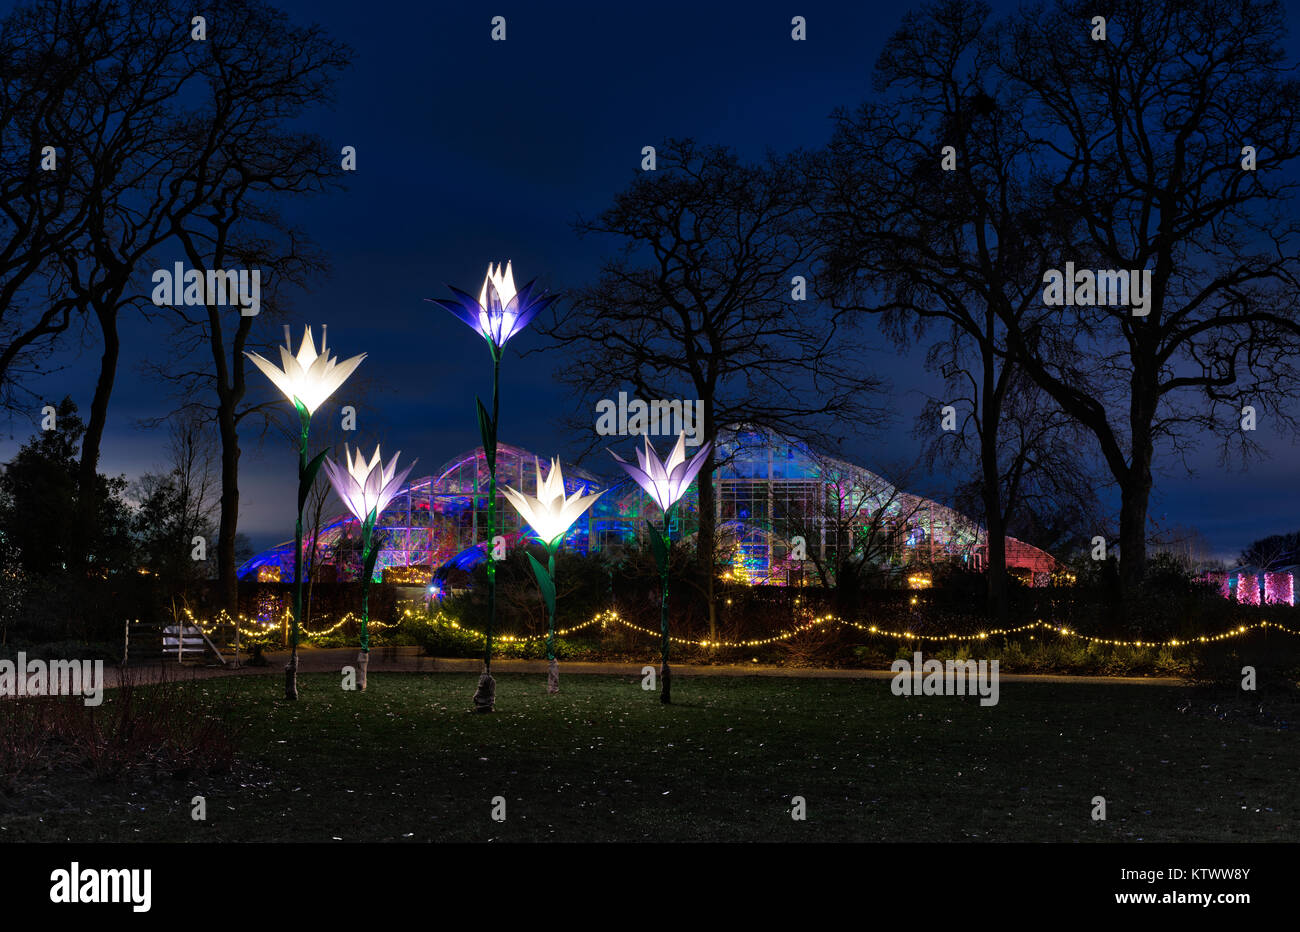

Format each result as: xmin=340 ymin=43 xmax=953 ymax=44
xmin=238 ymin=428 xmax=1056 ymax=587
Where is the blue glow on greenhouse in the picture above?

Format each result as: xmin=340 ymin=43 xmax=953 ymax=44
xmin=238 ymin=428 xmax=1057 ymax=587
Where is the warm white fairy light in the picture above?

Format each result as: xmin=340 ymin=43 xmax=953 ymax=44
xmin=178 ymin=609 xmax=1300 ymax=652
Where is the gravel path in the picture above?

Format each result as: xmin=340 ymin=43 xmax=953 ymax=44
xmin=104 ymin=646 xmax=1185 ymax=689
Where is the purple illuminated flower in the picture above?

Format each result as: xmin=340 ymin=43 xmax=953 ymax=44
xmin=425 ymin=261 xmax=557 ymax=350
xmin=610 ymin=433 xmax=712 ymax=513
xmin=322 ymin=444 xmax=416 ymax=525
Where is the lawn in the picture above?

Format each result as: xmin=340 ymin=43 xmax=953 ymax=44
xmin=2 ymin=672 xmax=1295 ymax=842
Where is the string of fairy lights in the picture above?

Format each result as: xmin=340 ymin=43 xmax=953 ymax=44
xmin=177 ymin=606 xmax=404 ymax=641
xmin=170 ymin=605 xmax=1300 ymax=652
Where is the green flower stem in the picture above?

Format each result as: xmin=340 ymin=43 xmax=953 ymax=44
xmin=360 ymin=511 xmax=376 ymax=653
xmin=282 ymin=403 xmax=314 ymax=701
xmin=660 ymin=506 xmax=672 ymax=666
xmin=292 ymin=405 xmax=311 ymax=655
xmin=484 ymin=346 xmax=501 ymax=674
xmin=546 ymin=542 xmax=558 ymax=662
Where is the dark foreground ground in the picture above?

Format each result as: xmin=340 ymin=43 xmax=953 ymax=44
xmin=1 ymin=672 xmax=1294 ymax=842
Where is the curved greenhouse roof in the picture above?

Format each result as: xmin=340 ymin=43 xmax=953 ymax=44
xmin=237 ymin=443 xmax=605 ymax=584
xmin=239 ymin=429 xmax=1056 ymax=585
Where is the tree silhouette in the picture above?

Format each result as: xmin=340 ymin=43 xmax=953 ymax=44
xmin=540 ymin=139 xmax=885 ymax=637
xmin=996 ymin=0 xmax=1300 ymax=590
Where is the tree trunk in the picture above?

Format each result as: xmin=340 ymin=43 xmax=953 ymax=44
xmin=1118 ymin=464 xmax=1153 ymax=594
xmin=979 ymin=370 xmax=1008 ymax=624
xmin=696 ymin=441 xmax=718 ymax=640
xmin=216 ymin=398 xmax=241 ymax=614
xmin=982 ymin=486 xmax=1009 ymax=624
xmin=77 ymin=306 xmax=120 ymax=572
xmin=1119 ymin=380 xmax=1157 ymax=594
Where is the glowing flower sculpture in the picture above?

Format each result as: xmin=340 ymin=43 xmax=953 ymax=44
xmin=427 ymin=262 xmax=557 ymax=712
xmin=503 ymin=458 xmax=604 ymax=694
xmin=611 ymin=433 xmax=712 ymax=704
xmin=322 ymin=444 xmax=416 ymax=690
xmin=428 ymin=261 xmax=554 ymax=350
xmin=245 ymin=325 xmax=365 ymax=700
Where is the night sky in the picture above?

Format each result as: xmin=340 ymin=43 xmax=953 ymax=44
xmin=3 ymin=0 xmax=1299 ymax=561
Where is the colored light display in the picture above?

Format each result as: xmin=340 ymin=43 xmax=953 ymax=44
xmin=1237 ymin=572 xmax=1261 ymax=605
xmin=239 ymin=429 xmax=1058 ymax=586
xmin=1264 ymin=570 xmax=1294 ymax=606
xmin=186 ymin=607 xmax=1300 ymax=652
xmin=240 ymin=443 xmax=604 ymax=583
xmin=244 ymin=323 xmax=365 ymax=701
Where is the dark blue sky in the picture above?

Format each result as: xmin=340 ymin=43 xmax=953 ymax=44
xmin=4 ymin=0 xmax=1300 ymax=561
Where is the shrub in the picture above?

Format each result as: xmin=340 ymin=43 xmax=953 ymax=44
xmin=0 ymin=667 xmax=242 ymax=795
xmin=402 ymin=614 xmax=482 ymax=658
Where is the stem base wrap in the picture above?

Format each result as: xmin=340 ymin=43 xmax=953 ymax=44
xmin=472 ymin=672 xmax=496 ymax=712
xmin=284 ymin=657 xmax=298 ymax=701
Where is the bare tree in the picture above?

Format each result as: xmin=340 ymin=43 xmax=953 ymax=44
xmin=539 ymin=139 xmax=887 ymax=637
xmin=130 ymin=412 xmax=218 ymax=597
xmin=1149 ymin=523 xmax=1214 ymax=572
xmin=777 ymin=452 xmax=928 ymax=597
xmin=0 ymin=0 xmax=125 ymax=409
xmin=818 ymin=0 xmax=1300 ymax=603
xmin=1 ymin=0 xmax=350 ymax=590
xmin=1238 ymin=531 xmax=1299 ymax=571
xmin=993 ymin=0 xmax=1300 ymax=590
xmin=918 ymin=335 xmax=1104 ymax=599
xmin=137 ymin=2 xmax=351 ymax=611
xmin=814 ymin=0 xmax=1071 ymax=619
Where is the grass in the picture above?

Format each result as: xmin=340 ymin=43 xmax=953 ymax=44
xmin=1 ymin=671 xmax=1296 ymax=842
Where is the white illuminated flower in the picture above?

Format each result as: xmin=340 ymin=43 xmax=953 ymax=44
xmin=476 ymin=261 xmax=518 ymax=340
xmin=245 ymin=325 xmax=365 ymax=415
xmin=502 ymin=457 xmax=604 ymax=547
